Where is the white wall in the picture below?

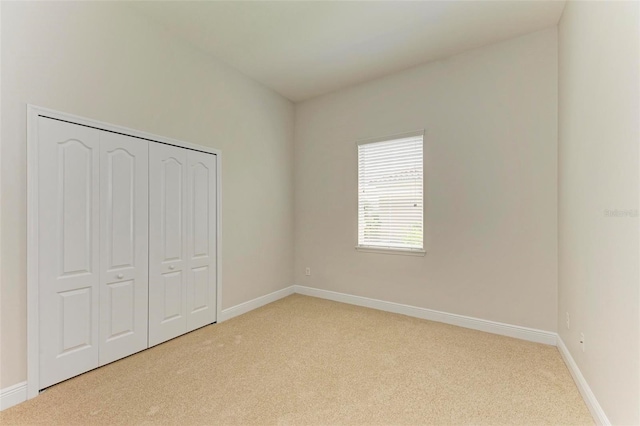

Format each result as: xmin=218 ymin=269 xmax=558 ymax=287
xmin=0 ymin=1 xmax=294 ymax=389
xmin=294 ymin=29 xmax=558 ymax=332
xmin=558 ymin=1 xmax=639 ymax=424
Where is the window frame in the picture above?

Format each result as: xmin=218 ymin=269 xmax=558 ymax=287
xmin=355 ymin=130 xmax=426 ymax=256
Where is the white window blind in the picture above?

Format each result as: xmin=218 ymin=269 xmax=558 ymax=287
xmin=357 ymin=133 xmax=424 ymax=252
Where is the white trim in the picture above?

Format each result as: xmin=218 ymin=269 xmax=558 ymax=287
xmin=557 ymin=337 xmax=610 ymax=425
xmin=18 ymin=275 xmax=604 ymax=424
xmin=0 ymin=382 xmax=27 ymax=411
xmin=27 ymin=105 xmax=221 ymax=156
xmin=26 ymin=106 xmax=40 ymax=399
xmin=355 ymin=246 xmax=426 ymax=256
xmin=355 ymin=129 xmax=425 ymax=146
xmin=26 ymin=105 xmax=223 ymax=398
xmin=215 ymin=138 xmax=223 ymax=325
xmin=218 ymin=286 xmax=295 ymax=322
xmin=293 ymin=285 xmax=557 ymax=345
xmin=355 ymin=129 xmax=426 ymax=255
xmin=0 ymin=2 xmax=3 ymax=409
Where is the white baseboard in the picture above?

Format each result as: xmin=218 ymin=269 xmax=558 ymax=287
xmin=294 ymin=285 xmax=557 ymax=345
xmin=0 ymin=381 xmax=27 ymax=411
xmin=557 ymin=337 xmax=610 ymax=425
xmin=7 ymin=284 xmax=602 ymax=425
xmin=218 ymin=285 xmax=295 ymax=322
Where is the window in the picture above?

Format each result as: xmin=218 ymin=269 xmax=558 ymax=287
xmin=357 ymin=131 xmax=424 ymax=254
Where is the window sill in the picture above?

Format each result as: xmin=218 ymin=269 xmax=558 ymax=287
xmin=355 ymin=246 xmax=426 ymax=257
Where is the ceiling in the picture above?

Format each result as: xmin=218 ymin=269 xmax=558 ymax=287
xmin=133 ymin=1 xmax=566 ymax=102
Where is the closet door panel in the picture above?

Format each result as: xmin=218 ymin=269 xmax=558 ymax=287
xmin=38 ymin=118 xmax=100 ymax=388
xmin=149 ymin=144 xmax=188 ymax=346
xmin=186 ymin=151 xmax=217 ymax=331
xmin=98 ymin=132 xmax=149 ymax=365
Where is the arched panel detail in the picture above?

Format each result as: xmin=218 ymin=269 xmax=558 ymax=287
xmin=58 ymin=139 xmax=94 ymax=276
xmin=161 ymin=157 xmax=184 ymax=262
xmin=191 ymin=162 xmax=210 ymax=259
xmin=106 ymin=148 xmax=136 ymax=270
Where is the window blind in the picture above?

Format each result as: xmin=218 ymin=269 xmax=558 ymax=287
xmin=357 ymin=134 xmax=424 ymax=251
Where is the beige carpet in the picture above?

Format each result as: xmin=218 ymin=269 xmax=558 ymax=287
xmin=1 ymin=294 xmax=592 ymax=425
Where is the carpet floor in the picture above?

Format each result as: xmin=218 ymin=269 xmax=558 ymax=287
xmin=1 ymin=294 xmax=592 ymax=425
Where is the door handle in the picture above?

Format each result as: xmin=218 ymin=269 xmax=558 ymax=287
xmin=169 ymin=265 xmax=175 ymax=270
xmin=117 ymin=273 xmax=124 ymax=279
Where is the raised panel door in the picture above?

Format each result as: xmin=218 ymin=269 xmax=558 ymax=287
xmin=98 ymin=132 xmax=149 ymax=365
xmin=186 ymin=151 xmax=217 ymax=331
xmin=38 ymin=117 xmax=100 ymax=388
xmin=148 ymin=144 xmax=188 ymax=346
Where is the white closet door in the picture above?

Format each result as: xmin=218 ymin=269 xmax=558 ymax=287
xmin=38 ymin=118 xmax=100 ymax=388
xmin=148 ymin=144 xmax=188 ymax=346
xmin=98 ymin=132 xmax=149 ymax=365
xmin=186 ymin=151 xmax=217 ymax=331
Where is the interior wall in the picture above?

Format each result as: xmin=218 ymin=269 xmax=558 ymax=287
xmin=0 ymin=1 xmax=294 ymax=389
xmin=294 ymin=28 xmax=558 ymax=332
xmin=558 ymin=1 xmax=640 ymax=424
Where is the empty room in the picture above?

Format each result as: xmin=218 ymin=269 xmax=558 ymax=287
xmin=0 ymin=1 xmax=638 ymax=424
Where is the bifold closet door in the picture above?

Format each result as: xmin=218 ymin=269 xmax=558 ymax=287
xmin=149 ymin=144 xmax=188 ymax=346
xmin=186 ymin=150 xmax=217 ymax=331
xmin=37 ymin=114 xmax=217 ymax=387
xmin=38 ymin=118 xmax=101 ymax=388
xmin=38 ymin=118 xmax=150 ymax=387
xmin=149 ymin=145 xmax=217 ymax=346
xmin=98 ymin=132 xmax=149 ymax=366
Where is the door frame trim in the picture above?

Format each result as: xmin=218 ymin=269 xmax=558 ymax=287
xmin=26 ymin=104 xmax=223 ymax=398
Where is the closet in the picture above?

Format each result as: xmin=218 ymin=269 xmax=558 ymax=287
xmin=148 ymin=144 xmax=217 ymax=346
xmin=34 ymin=114 xmax=217 ymax=390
